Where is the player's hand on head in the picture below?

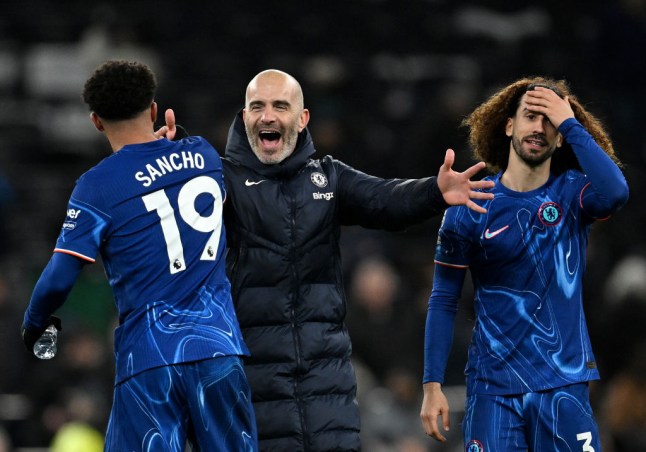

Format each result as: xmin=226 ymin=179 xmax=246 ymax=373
xmin=525 ymin=86 xmax=574 ymax=129
xmin=437 ymin=149 xmax=494 ymax=214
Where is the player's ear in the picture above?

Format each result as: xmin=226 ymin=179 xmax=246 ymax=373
xmin=90 ymin=112 xmax=104 ymax=132
xmin=298 ymin=108 xmax=310 ymax=132
xmin=150 ymin=102 xmax=158 ymax=123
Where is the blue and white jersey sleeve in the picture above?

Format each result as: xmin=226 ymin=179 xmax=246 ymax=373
xmin=434 ymin=205 xmax=478 ymax=269
xmin=559 ymin=118 xmax=628 ymax=218
xmin=54 ymin=188 xmax=111 ymax=263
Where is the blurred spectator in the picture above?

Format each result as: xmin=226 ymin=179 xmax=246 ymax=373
xmin=603 ymin=254 xmax=646 ymax=305
xmin=453 ymin=5 xmax=552 ymax=45
xmin=0 ymin=172 xmax=15 ymax=257
xmin=600 ymin=341 xmax=646 ymax=452
xmin=0 ymin=274 xmax=30 ymax=393
xmin=77 ymin=3 xmax=162 ymax=78
xmin=346 ymin=255 xmax=425 ymax=385
xmin=0 ymin=425 xmax=11 ymax=452
xmin=596 ymin=254 xmax=646 ymax=380
xmin=11 ymin=327 xmax=113 ymax=447
xmin=346 ymin=255 xmax=439 ymax=450
xmin=359 ymin=379 xmax=427 ymax=451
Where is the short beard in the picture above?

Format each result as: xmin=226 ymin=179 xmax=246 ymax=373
xmin=245 ymin=124 xmax=300 ymax=165
xmin=511 ymin=135 xmax=556 ymax=168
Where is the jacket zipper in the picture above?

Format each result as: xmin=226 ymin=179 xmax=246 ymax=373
xmin=285 ymin=178 xmax=308 ymax=447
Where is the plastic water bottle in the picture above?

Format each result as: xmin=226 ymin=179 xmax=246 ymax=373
xmin=33 ymin=325 xmax=58 ymax=359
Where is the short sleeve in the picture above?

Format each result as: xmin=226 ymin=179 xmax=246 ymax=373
xmin=54 ymin=190 xmax=110 ymax=263
xmin=434 ymin=206 xmax=473 ymax=269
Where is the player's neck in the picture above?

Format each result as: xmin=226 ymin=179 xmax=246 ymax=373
xmin=100 ymin=106 xmax=160 ymax=152
xmin=106 ymin=130 xmax=160 ymax=152
xmin=501 ymin=159 xmax=551 ymax=192
xmin=104 ymin=117 xmax=159 ymax=152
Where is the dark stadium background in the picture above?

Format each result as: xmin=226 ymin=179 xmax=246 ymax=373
xmin=0 ymin=1 xmax=644 ymax=450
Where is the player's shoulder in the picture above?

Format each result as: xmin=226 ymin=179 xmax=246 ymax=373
xmin=178 ymin=135 xmax=220 ymax=152
xmin=176 ymin=135 xmax=205 ymax=145
xmin=441 ymin=202 xmax=477 ymax=229
xmin=76 ymin=156 xmax=113 ymax=186
xmin=549 ymin=169 xmax=586 ymax=192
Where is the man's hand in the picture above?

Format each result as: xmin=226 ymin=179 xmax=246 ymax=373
xmin=21 ymin=315 xmax=62 ymax=353
xmin=154 ymin=108 xmax=189 ymax=141
xmin=154 ymin=109 xmax=177 ymax=140
xmin=420 ymin=382 xmax=450 ymax=442
xmin=525 ymin=86 xmax=574 ymax=129
xmin=437 ymin=149 xmax=495 ymax=214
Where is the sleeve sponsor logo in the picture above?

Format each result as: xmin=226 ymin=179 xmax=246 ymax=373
xmin=67 ymin=208 xmax=82 ymax=219
xmin=62 ymin=208 xmax=81 ymax=230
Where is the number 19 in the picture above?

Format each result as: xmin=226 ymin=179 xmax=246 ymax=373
xmin=142 ymin=176 xmax=223 ymax=274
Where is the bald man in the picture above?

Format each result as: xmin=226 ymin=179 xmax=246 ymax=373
xmin=161 ymin=69 xmax=493 ymax=451
xmin=211 ymin=69 xmax=496 ymax=451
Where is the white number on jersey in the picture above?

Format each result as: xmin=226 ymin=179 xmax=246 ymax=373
xmin=142 ymin=176 xmax=223 ymax=274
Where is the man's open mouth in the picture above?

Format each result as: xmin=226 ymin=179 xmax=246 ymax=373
xmin=259 ymin=130 xmax=281 ymax=146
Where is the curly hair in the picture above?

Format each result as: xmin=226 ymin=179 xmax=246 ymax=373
xmin=462 ymin=76 xmax=621 ymax=174
xmin=82 ymin=60 xmax=157 ymax=121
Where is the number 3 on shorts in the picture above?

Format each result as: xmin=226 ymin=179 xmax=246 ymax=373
xmin=576 ymin=431 xmax=595 ymax=452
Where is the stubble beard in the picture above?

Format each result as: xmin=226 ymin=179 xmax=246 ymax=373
xmin=246 ymin=125 xmax=300 ymax=165
xmin=511 ymin=135 xmax=556 ymax=168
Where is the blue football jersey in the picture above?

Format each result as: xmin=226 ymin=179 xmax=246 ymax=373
xmin=54 ymin=137 xmax=248 ymax=383
xmin=435 ymin=170 xmax=600 ymax=395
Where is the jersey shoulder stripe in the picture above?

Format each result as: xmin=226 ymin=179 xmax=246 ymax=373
xmin=53 ymin=248 xmax=96 ymax=263
xmin=434 ymin=259 xmax=468 ymax=269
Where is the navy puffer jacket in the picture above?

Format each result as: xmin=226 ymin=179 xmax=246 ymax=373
xmin=223 ymin=111 xmax=447 ymax=451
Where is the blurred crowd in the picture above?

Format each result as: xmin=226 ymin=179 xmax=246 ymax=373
xmin=1 ymin=0 xmax=645 ymax=451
